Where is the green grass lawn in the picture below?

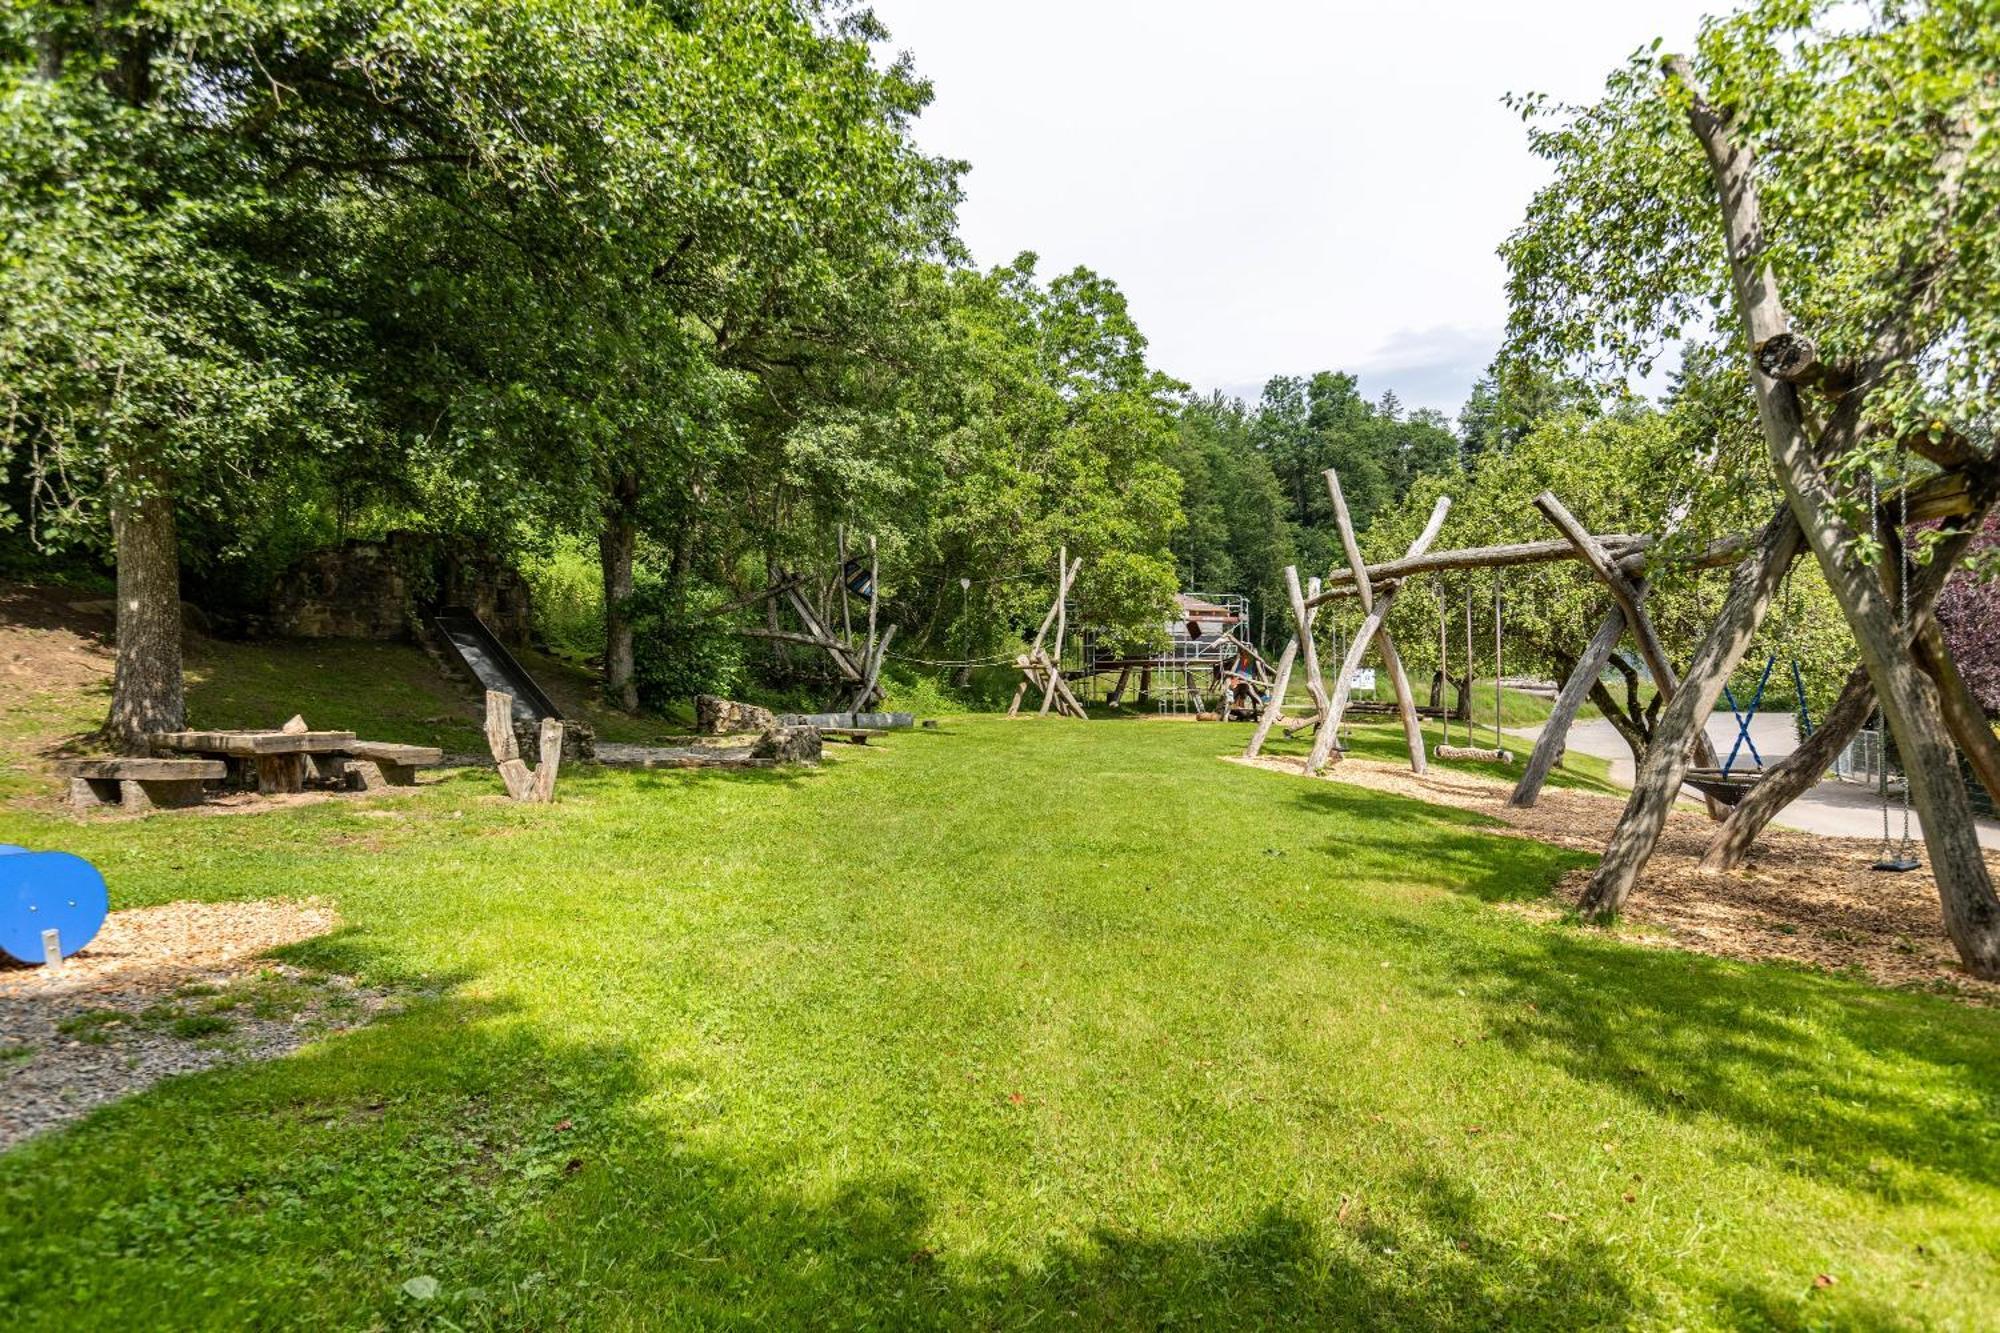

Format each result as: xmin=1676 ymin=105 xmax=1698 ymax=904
xmin=1 ymin=716 xmax=1995 ymax=1329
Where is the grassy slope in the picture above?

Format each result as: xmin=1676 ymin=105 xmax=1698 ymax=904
xmin=0 ymin=713 xmax=1993 ymax=1329
xmin=0 ymin=584 xmax=687 ymax=802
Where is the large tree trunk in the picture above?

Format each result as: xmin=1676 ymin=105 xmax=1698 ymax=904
xmin=1577 ymin=503 xmax=1803 ymax=919
xmin=1668 ymin=55 xmax=2000 ymax=977
xmin=599 ymin=474 xmax=640 ymax=712
xmin=105 ymin=445 xmax=185 ymax=752
xmin=1701 ymin=664 xmax=1873 ymax=871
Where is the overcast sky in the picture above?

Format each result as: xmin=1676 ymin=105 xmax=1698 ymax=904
xmin=867 ymin=0 xmax=1723 ymax=416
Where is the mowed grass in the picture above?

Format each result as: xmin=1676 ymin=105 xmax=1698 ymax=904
xmin=0 ymin=716 xmax=1996 ymax=1329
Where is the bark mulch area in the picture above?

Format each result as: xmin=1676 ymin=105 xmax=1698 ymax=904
xmin=0 ymin=898 xmax=402 ymax=1151
xmin=1230 ymin=753 xmax=2000 ymax=1006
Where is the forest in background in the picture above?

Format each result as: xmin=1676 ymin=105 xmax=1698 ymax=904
xmin=2 ymin=0 xmax=1989 ymax=736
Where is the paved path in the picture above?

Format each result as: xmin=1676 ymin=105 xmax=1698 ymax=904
xmin=1510 ymin=711 xmax=2000 ymax=850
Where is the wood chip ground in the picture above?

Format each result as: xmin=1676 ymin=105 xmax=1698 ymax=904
xmin=1231 ymin=752 xmax=2000 ymax=1005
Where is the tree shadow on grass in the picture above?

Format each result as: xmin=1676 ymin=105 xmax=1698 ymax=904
xmin=0 ymin=928 xmax=1655 ymax=1331
xmin=1382 ymin=912 xmax=2000 ymax=1207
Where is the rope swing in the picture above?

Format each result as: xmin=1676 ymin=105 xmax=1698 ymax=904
xmin=1435 ymin=571 xmax=1514 ymax=764
xmin=1873 ymin=452 xmax=1920 ymax=873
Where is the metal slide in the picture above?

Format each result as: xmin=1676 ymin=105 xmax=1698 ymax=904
xmin=432 ymin=607 xmax=563 ymax=725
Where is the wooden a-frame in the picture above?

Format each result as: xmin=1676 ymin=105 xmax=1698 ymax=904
xmin=1009 ymin=548 xmax=1087 ymax=720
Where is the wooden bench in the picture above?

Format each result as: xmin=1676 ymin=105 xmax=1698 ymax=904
xmin=333 ymin=741 xmax=445 ymax=791
xmin=57 ymin=758 xmax=226 ymax=812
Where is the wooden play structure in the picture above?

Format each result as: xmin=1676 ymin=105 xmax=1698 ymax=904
xmin=1077 ymin=592 xmax=1272 ymax=719
xmin=1252 ymin=468 xmax=1744 ymax=809
xmin=1004 ymin=549 xmax=1273 ymax=721
xmin=722 ymin=528 xmax=895 ymax=713
xmin=1009 ymin=548 xmax=1087 ymax=718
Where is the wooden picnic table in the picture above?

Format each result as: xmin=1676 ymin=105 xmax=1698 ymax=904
xmin=150 ymin=729 xmax=357 ymax=795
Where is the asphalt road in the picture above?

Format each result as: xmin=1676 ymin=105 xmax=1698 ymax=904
xmin=1511 ymin=711 xmax=2000 ymax=850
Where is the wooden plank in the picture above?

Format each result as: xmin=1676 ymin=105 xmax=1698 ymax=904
xmin=150 ymin=730 xmax=356 ymax=756
xmin=57 ymin=758 xmax=227 ymax=781
xmin=345 ymin=742 xmax=444 ymax=767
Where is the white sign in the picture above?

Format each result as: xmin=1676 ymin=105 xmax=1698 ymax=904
xmin=1349 ymin=668 xmax=1377 ymax=693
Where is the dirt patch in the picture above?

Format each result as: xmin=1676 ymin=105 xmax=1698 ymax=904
xmin=0 ymin=585 xmax=116 ymax=768
xmin=0 ymin=898 xmax=401 ymax=1150
xmin=1230 ymin=753 xmax=2000 ymax=1005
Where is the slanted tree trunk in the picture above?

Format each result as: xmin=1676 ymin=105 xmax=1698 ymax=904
xmin=1512 ymin=601 xmax=1628 ymax=808
xmin=1702 ymin=664 xmax=1872 ymax=870
xmin=1668 ymin=54 xmax=2000 ymax=977
xmin=599 ymin=473 xmax=640 ymax=712
xmin=105 ymin=443 xmax=185 ymax=752
xmin=1578 ymin=503 xmax=1804 ymax=919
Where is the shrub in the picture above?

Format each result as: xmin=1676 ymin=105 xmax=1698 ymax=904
xmin=628 ymin=580 xmax=744 ymax=710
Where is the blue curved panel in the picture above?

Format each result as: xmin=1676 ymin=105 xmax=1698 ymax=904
xmin=0 ymin=851 xmax=109 ymax=964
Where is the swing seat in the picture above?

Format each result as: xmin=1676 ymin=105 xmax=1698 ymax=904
xmin=1435 ymin=744 xmax=1514 ymax=764
xmin=1681 ymin=767 xmax=1764 ymax=806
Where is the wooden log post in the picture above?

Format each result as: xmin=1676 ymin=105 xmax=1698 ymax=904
xmin=1010 ymin=553 xmax=1078 ymax=718
xmin=1040 ymin=545 xmax=1070 ymax=717
xmin=866 ymin=536 xmax=879 ymax=662
xmin=1510 ymin=600 xmax=1630 ymax=808
xmin=1306 ymin=493 xmax=1451 ymax=773
xmin=837 ymin=525 xmax=853 ymax=648
xmin=851 ymin=624 xmax=899 ymax=714
xmin=1282 ymin=566 xmax=1332 ymax=761
xmin=1326 ymin=471 xmax=1441 ymax=773
xmin=1247 ymin=575 xmax=1320 ymax=759
xmin=530 ymin=718 xmax=564 ymax=803
xmin=1579 ymin=503 xmax=1804 ymax=918
xmin=1536 ymin=490 xmax=1726 ymax=820
xmin=1309 ymin=584 xmax=1402 ymax=773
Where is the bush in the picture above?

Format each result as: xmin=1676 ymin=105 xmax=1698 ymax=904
xmin=628 ymin=581 xmax=743 ymax=710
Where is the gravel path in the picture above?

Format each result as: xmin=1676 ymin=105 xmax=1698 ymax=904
xmin=0 ymin=899 xmax=400 ymax=1151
